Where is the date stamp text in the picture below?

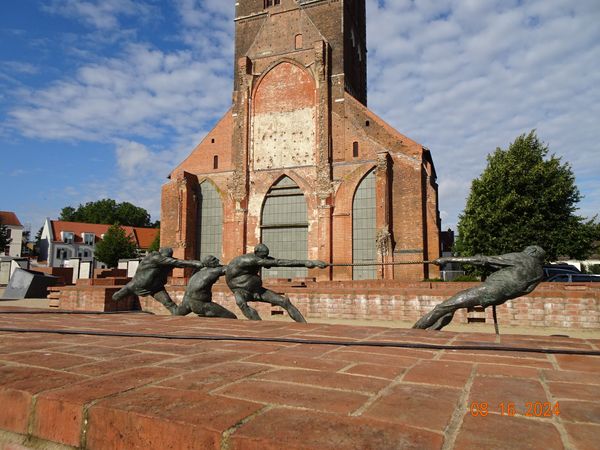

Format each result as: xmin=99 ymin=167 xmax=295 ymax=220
xmin=470 ymin=401 xmax=560 ymax=417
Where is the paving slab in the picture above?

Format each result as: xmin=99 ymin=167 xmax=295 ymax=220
xmin=0 ymin=307 xmax=598 ymax=449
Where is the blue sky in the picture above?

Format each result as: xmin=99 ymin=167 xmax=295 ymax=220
xmin=1 ymin=0 xmax=599 ymax=237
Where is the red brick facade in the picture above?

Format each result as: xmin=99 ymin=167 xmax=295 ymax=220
xmin=161 ymin=0 xmax=441 ymax=281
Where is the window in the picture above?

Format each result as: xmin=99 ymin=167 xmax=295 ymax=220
xmin=211 ymin=138 xmax=215 ymax=143
xmin=62 ymin=232 xmax=74 ymax=244
xmin=353 ymin=170 xmax=376 ymax=279
xmin=83 ymin=233 xmax=95 ymax=245
xmin=365 ymin=120 xmax=370 ymax=127
xmin=56 ymin=248 xmax=70 ymax=260
xmin=353 ymin=141 xmax=359 ymax=158
xmin=261 ymin=176 xmax=308 ymax=279
xmin=213 ymin=155 xmax=219 ymax=170
xmin=265 ymin=0 xmax=280 ymax=7
xmin=197 ymin=181 xmax=223 ymax=260
xmin=295 ymin=34 xmax=303 ymax=49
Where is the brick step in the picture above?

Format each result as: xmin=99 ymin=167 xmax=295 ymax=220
xmin=48 ymin=298 xmax=60 ymax=308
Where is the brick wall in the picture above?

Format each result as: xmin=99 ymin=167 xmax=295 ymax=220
xmin=56 ymin=280 xmax=600 ymax=329
xmin=50 ymin=278 xmax=139 ymax=312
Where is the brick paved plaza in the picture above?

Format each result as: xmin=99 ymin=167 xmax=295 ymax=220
xmin=0 ymin=308 xmax=599 ymax=449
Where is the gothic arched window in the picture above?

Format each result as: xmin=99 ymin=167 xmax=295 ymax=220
xmin=197 ymin=181 xmax=223 ymax=260
xmin=261 ymin=176 xmax=308 ymax=279
xmin=352 ymin=170 xmax=376 ymax=279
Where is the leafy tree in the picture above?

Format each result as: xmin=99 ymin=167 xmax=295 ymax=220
xmin=148 ymin=229 xmax=160 ymax=252
xmin=21 ymin=230 xmax=31 ymax=255
xmin=0 ymin=224 xmax=11 ymax=254
xmin=583 ymin=264 xmax=600 ymax=275
xmin=59 ymin=206 xmax=77 ymax=221
xmin=455 ymin=131 xmax=599 ymax=261
xmin=33 ymin=226 xmax=43 ymax=257
xmin=94 ymin=224 xmax=137 ymax=268
xmin=59 ymin=199 xmax=152 ymax=227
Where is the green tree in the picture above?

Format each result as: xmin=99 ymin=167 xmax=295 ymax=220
xmin=94 ymin=224 xmax=137 ymax=268
xmin=455 ymin=131 xmax=599 ymax=261
xmin=59 ymin=206 xmax=77 ymax=221
xmin=0 ymin=224 xmax=11 ymax=254
xmin=33 ymin=226 xmax=43 ymax=257
xmin=148 ymin=229 xmax=160 ymax=252
xmin=21 ymin=230 xmax=31 ymax=255
xmin=59 ymin=199 xmax=152 ymax=227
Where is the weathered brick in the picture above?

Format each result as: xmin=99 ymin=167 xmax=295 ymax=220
xmin=32 ymin=367 xmax=181 ymax=447
xmin=230 ymin=407 xmax=443 ymax=450
xmin=87 ymin=386 xmax=261 ymax=450
xmin=403 ymin=360 xmax=473 ymax=387
xmin=361 ymin=383 xmax=462 ymax=431
xmin=454 ymin=413 xmax=563 ymax=449
xmin=217 ymin=379 xmax=369 ymax=414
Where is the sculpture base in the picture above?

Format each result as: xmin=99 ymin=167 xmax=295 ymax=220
xmin=48 ymin=279 xmax=600 ymax=329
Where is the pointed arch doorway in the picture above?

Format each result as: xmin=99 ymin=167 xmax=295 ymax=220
xmin=353 ymin=169 xmax=376 ymax=279
xmin=261 ymin=176 xmax=308 ymax=279
xmin=196 ymin=180 xmax=223 ymax=260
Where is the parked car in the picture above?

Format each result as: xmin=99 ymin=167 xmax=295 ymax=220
xmin=543 ymin=264 xmax=580 ymax=280
xmin=546 ymin=273 xmax=600 ymax=282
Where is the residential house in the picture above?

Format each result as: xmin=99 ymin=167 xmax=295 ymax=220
xmin=38 ymin=219 xmax=158 ymax=267
xmin=0 ymin=211 xmax=24 ymax=257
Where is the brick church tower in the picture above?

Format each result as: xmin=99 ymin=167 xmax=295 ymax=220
xmin=161 ymin=0 xmax=441 ymax=281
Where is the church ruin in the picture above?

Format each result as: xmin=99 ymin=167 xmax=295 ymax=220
xmin=161 ymin=0 xmax=441 ymax=281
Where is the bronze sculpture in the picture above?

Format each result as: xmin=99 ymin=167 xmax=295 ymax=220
xmin=225 ymin=243 xmax=327 ymax=322
xmin=112 ymin=247 xmax=204 ymax=314
xmin=173 ymin=255 xmax=237 ymax=319
xmin=413 ymin=245 xmax=546 ymax=330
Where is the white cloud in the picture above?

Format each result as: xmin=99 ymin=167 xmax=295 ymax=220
xmin=43 ymin=0 xmax=153 ymax=30
xmin=366 ymin=0 xmax=600 ymax=228
xmin=5 ymin=0 xmax=600 ymax=229
xmin=6 ymin=0 xmax=234 ymax=222
xmin=1 ymin=61 xmax=39 ymax=75
xmin=174 ymin=0 xmax=234 ymax=57
xmin=9 ymin=43 xmax=231 ymax=143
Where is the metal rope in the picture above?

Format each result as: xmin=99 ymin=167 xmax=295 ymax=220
xmin=326 ymin=260 xmax=435 ymax=267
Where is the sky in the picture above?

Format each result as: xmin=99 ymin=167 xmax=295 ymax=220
xmin=1 ymin=0 xmax=599 ymax=236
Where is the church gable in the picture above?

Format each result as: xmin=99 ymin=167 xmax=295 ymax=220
xmin=170 ymin=109 xmax=234 ymax=178
xmin=342 ymin=93 xmax=424 ymax=160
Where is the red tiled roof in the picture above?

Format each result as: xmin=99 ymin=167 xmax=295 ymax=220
xmin=132 ymin=227 xmax=159 ymax=249
xmin=0 ymin=211 xmax=23 ymax=227
xmin=50 ymin=221 xmax=158 ymax=249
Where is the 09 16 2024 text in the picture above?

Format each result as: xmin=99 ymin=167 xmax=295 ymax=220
xmin=470 ymin=401 xmax=560 ymax=417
